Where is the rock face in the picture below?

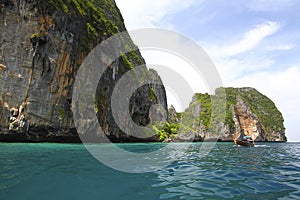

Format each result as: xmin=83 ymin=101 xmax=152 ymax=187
xmin=180 ymin=87 xmax=286 ymax=142
xmin=0 ymin=0 xmax=167 ymax=142
xmin=233 ymin=98 xmax=265 ymax=141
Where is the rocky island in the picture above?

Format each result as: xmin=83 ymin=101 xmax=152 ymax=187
xmin=160 ymin=87 xmax=286 ymax=142
xmin=0 ymin=0 xmax=286 ymax=143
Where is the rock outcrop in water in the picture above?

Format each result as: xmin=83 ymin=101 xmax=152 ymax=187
xmin=0 ymin=0 xmax=167 ymax=142
xmin=172 ymin=87 xmax=286 ymax=142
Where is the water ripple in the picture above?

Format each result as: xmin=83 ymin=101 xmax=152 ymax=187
xmin=1 ymin=142 xmax=300 ymax=199
xmin=153 ymin=143 xmax=300 ymax=199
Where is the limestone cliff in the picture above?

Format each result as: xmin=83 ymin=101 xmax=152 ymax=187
xmin=174 ymin=87 xmax=286 ymax=142
xmin=0 ymin=0 xmax=167 ymax=142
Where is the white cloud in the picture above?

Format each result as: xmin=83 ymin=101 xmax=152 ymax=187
xmin=212 ymin=55 xmax=275 ymax=83
xmin=228 ymin=66 xmax=300 ymax=142
xmin=115 ymin=0 xmax=198 ymax=29
xmin=267 ymin=44 xmax=294 ymax=51
xmin=221 ymin=21 xmax=281 ymax=56
xmin=202 ymin=21 xmax=282 ymax=82
xmin=142 ymin=50 xmax=209 ymax=111
xmin=247 ymin=0 xmax=295 ymax=12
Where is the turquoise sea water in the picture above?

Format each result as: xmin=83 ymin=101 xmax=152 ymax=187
xmin=0 ymin=142 xmax=300 ymax=200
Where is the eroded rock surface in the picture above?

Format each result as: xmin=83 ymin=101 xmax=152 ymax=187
xmin=180 ymin=87 xmax=286 ymax=142
xmin=0 ymin=0 xmax=167 ymax=142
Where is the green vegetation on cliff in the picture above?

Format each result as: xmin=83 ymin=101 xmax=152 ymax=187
xmin=188 ymin=87 xmax=285 ymax=139
xmin=153 ymin=122 xmax=179 ymax=141
xmin=234 ymin=88 xmax=285 ymax=134
xmin=37 ymin=0 xmax=122 ymax=41
xmin=153 ymin=87 xmax=286 ymax=142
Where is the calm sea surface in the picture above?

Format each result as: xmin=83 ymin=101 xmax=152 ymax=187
xmin=0 ymin=142 xmax=300 ymax=200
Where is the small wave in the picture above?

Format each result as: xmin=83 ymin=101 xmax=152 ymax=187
xmin=254 ymin=145 xmax=271 ymax=148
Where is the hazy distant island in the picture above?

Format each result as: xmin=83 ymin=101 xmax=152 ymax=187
xmin=0 ymin=0 xmax=286 ymax=143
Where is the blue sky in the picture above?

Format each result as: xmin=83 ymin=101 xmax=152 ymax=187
xmin=115 ymin=0 xmax=300 ymax=142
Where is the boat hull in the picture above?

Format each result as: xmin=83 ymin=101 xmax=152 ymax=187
xmin=234 ymin=139 xmax=255 ymax=147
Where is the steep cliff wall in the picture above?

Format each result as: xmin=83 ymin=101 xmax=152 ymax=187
xmin=169 ymin=87 xmax=286 ymax=142
xmin=0 ymin=0 xmax=167 ymax=142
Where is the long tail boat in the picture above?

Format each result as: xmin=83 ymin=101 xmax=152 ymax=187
xmin=234 ymin=138 xmax=255 ymax=147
